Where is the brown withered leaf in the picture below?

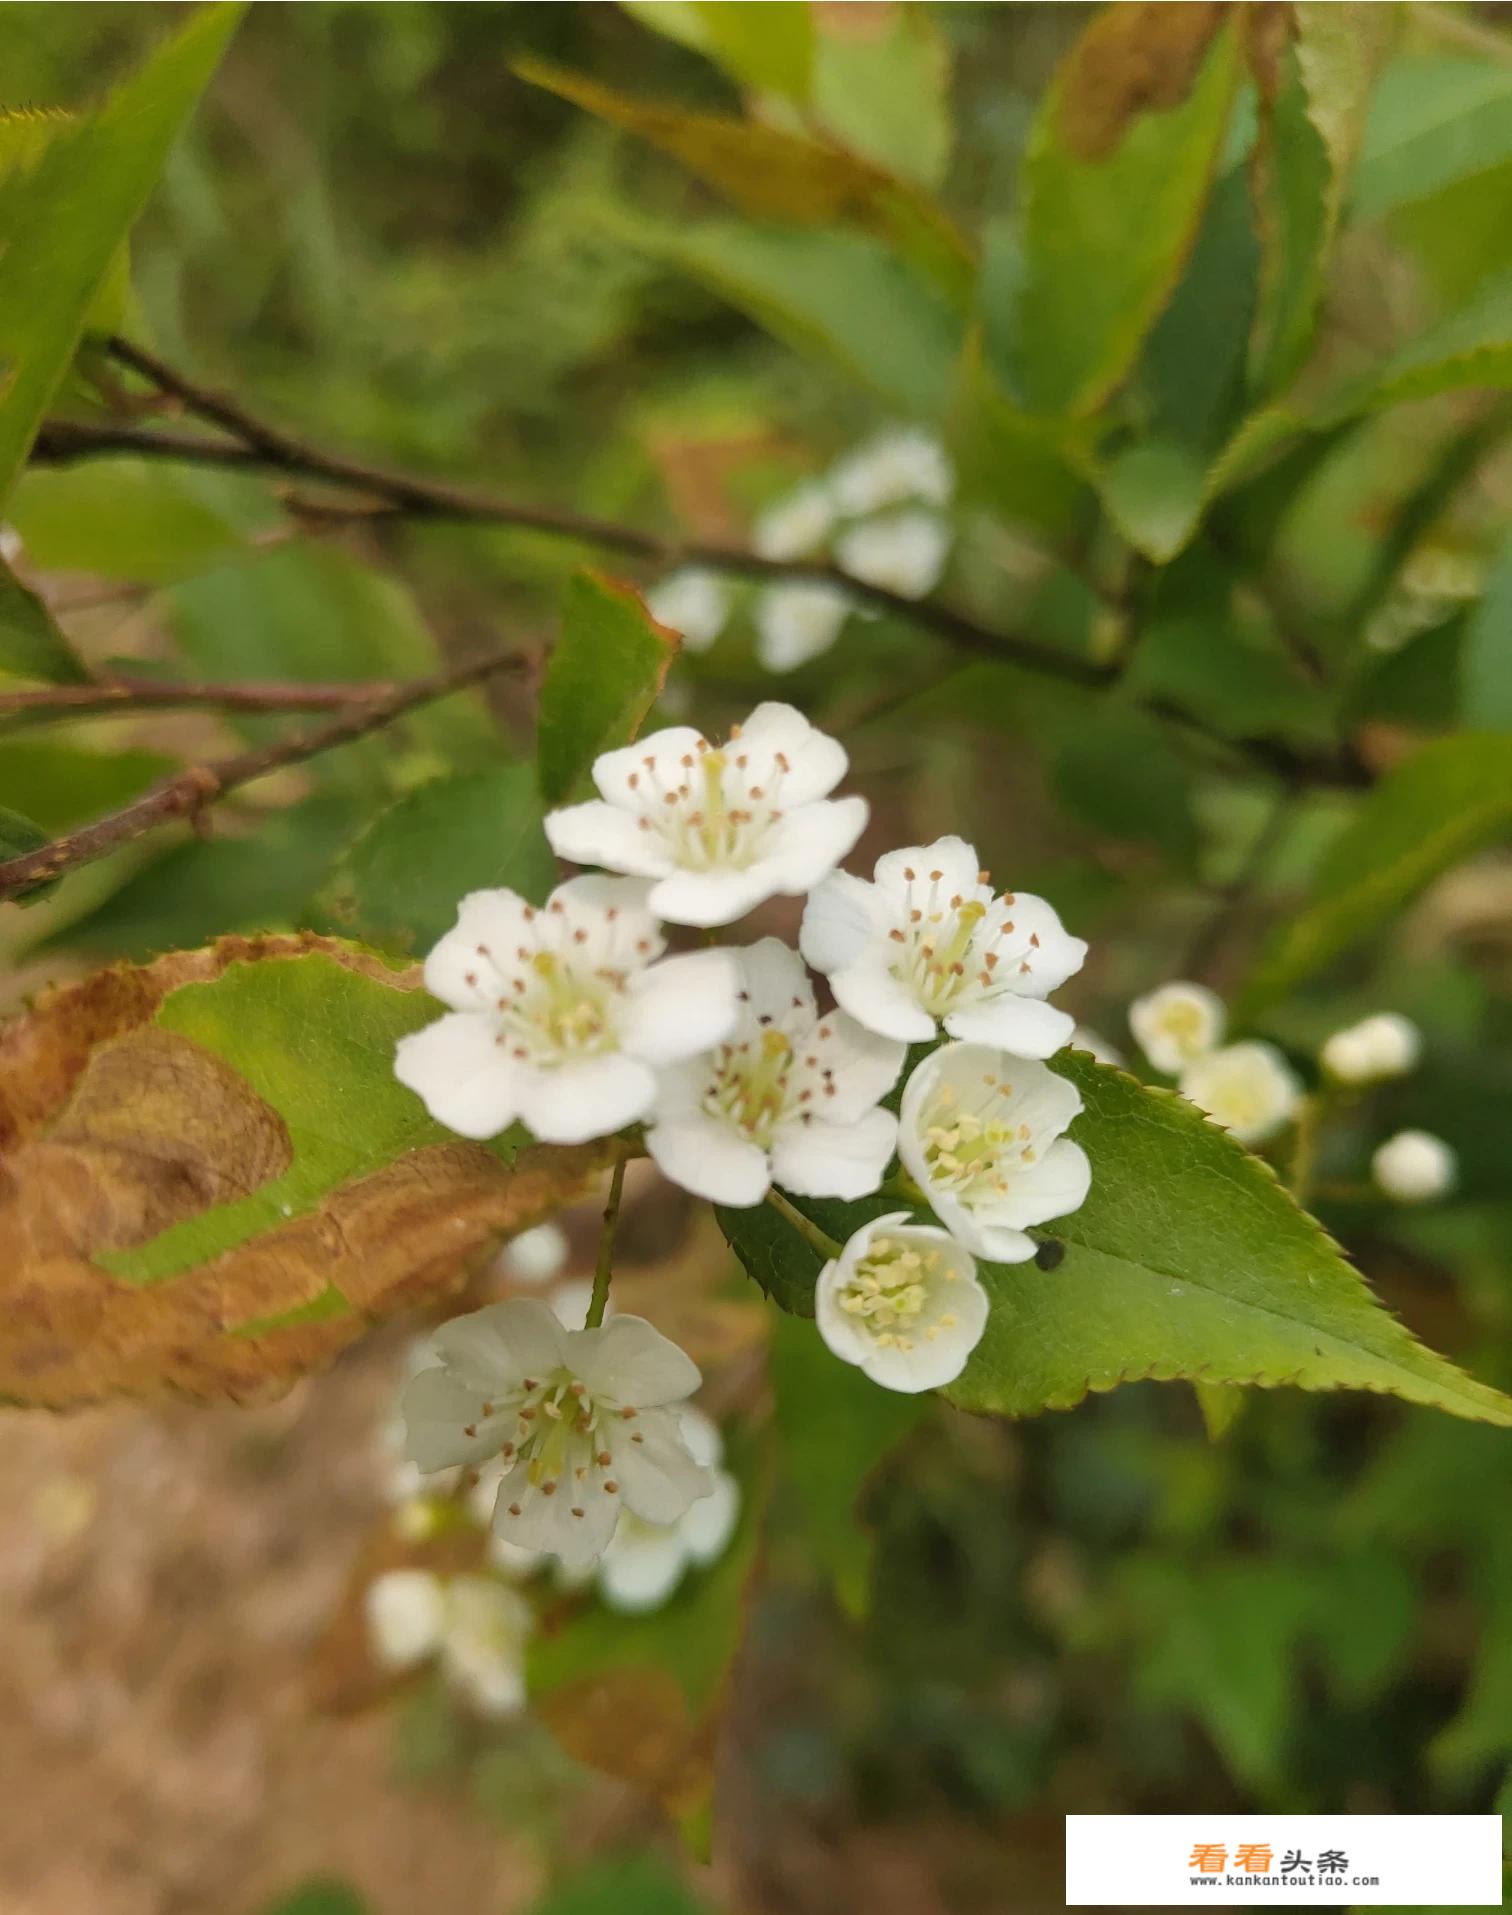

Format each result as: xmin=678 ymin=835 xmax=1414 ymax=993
xmin=535 ymin=1667 xmax=714 ymax=1820
xmin=0 ymin=935 xmax=612 ymax=1409
xmin=1058 ymin=2 xmax=1231 ymax=162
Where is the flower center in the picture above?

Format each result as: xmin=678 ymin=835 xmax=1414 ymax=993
xmin=489 ymin=1368 xmax=635 ymax=1525
xmin=919 ymin=1079 xmax=1037 ymax=1208
xmin=837 ymin=1235 xmax=959 ymax=1353
xmin=459 ymin=902 xmax=635 ymax=1067
xmin=888 ymin=867 xmax=1039 ymax=1014
xmin=705 ymin=1027 xmax=795 ymax=1147
xmin=1157 ymin=1001 xmax=1207 ymax=1053
xmin=623 ymin=733 xmax=795 ymax=872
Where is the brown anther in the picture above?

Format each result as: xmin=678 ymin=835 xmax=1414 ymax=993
xmin=597 ymin=1450 xmax=612 ymax=1466
xmin=571 ymin=1507 xmax=585 ymax=1519
xmin=1020 ymin=961 xmax=1031 ymax=973
xmin=573 ymin=927 xmax=587 ymax=942
xmin=628 ymin=772 xmax=639 ymax=789
xmin=681 ymin=753 xmax=694 ymax=768
xmin=541 ymin=1481 xmax=557 ymax=1496
xmin=903 ymin=867 xmax=916 ymax=881
xmin=463 ymin=1424 xmax=477 ymax=1438
xmin=1029 ymin=931 xmax=1041 ymax=948
xmin=749 ymin=785 xmax=764 ymax=800
xmin=985 ymin=951 xmax=999 ymax=969
xmin=950 ymin=894 xmax=962 ymax=909
xmin=476 ymin=943 xmax=491 ymax=957
xmin=930 ymin=869 xmax=944 ymax=881
xmin=508 ymin=1503 xmax=522 ymax=1517
xmin=889 ymin=928 xmax=906 ymax=942
xmin=604 ymin=1480 xmax=619 ymax=1495
xmin=464 ymin=970 xmax=478 ymax=987
xmin=775 ymin=751 xmax=790 ymax=771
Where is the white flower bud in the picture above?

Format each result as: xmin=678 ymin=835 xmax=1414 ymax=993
xmin=646 ymin=568 xmax=730 ymax=651
xmin=1372 ymin=1129 xmax=1455 ymax=1203
xmin=1179 ymin=1041 xmax=1301 ymax=1145
xmin=498 ymin=1221 xmax=570 ymax=1286
xmin=365 ymin=1568 xmax=447 ymax=1671
xmin=1129 ymin=981 xmax=1225 ymax=1075
xmin=1321 ymin=1013 xmax=1421 ymax=1085
xmin=835 ymin=509 xmax=951 ymax=600
xmin=752 ymin=480 xmax=836 ymax=560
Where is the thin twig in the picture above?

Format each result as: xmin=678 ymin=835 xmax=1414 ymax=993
xmin=0 ymin=645 xmax=529 ymax=902
xmin=586 ymin=1155 xmax=628 ymax=1331
xmin=0 ymin=675 xmax=403 ymax=725
xmin=765 ymin=1187 xmax=843 ymax=1262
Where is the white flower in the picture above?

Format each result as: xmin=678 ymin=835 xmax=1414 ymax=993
xmin=816 ymin=1211 xmax=987 ymax=1393
xmin=800 ymin=835 xmax=1087 ymax=1059
xmin=394 ymin=874 xmax=738 ymax=1145
xmin=1372 ymin=1129 xmax=1455 ymax=1203
xmin=596 ymin=1408 xmax=740 ymax=1613
xmin=402 ymin=1297 xmax=711 ymax=1567
xmin=753 ymin=480 xmax=836 ymax=559
xmin=1178 ymin=1041 xmax=1301 ymax=1144
xmin=1129 ymin=981 xmax=1225 ymax=1075
xmin=835 ymin=509 xmax=951 ymax=600
xmin=439 ymin=1575 xmax=533 ymax=1717
xmin=645 ymin=937 xmax=903 ymax=1207
xmin=829 ymin=427 xmax=953 ymax=518
xmin=646 ymin=568 xmax=730 ymax=652
xmin=366 ymin=1567 xmax=448 ymax=1670
xmin=1321 ymin=1012 xmax=1421 ymax=1085
xmin=545 ymin=702 xmax=868 ymax=928
xmin=498 ymin=1220 xmax=570 ymax=1286
xmin=364 ymin=1570 xmax=533 ymax=1717
xmin=898 ymin=1042 xmax=1090 ymax=1263
xmin=1071 ymin=1025 xmax=1124 ymax=1068
xmin=754 ymin=580 xmax=853 ymax=673
xmin=0 ymin=524 xmax=22 ymax=565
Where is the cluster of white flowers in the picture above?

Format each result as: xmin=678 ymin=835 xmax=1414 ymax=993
xmin=393 ymin=700 xmax=1092 ymax=1564
xmin=366 ymin=1567 xmax=533 ymax=1717
xmin=1127 ymin=986 xmax=1457 ymax=1202
xmin=1128 ymin=980 xmax=1300 ymax=1144
xmin=647 ymin=426 xmax=954 ymax=675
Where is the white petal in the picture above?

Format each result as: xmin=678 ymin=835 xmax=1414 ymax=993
xmin=573 ymin=1313 xmax=703 ymax=1408
xmin=648 ymin=864 xmax=778 ymax=928
xmin=514 ymin=1054 xmax=658 ymax=1144
xmin=754 ymin=582 xmax=850 ymax=672
xmin=812 ymin=1011 xmax=907 ymax=1118
xmin=590 ymin=726 xmax=709 ymax=803
xmin=677 ymin=1406 xmax=723 ymax=1469
xmin=394 ymin=1012 xmax=521 ymax=1139
xmin=762 ymin=795 xmax=869 ymax=892
xmin=831 ymin=954 xmax=937 ymax=1043
xmin=738 ymin=701 xmax=849 ymax=804
xmin=430 ymin=1296 xmax=568 ymax=1393
xmin=873 ymin=834 xmax=981 ymax=902
xmin=799 ymin=870 xmax=885 ymax=975
xmin=490 ymin=1458 xmax=620 ymax=1567
xmin=835 ymin=509 xmax=950 ymax=599
xmin=365 ymin=1569 xmax=447 ymax=1670
xmin=962 ymin=1218 xmax=1037 ymax=1264
xmin=680 ymin=1470 xmax=740 ymax=1564
xmin=621 ymin=948 xmax=739 ymax=1065
xmin=545 ymin=800 xmax=671 ymax=878
xmin=647 ymin=1112 xmax=772 ymax=1205
xmin=399 ymin=1365 xmax=515 ymax=1472
xmin=980 ymin=1137 xmax=1091 ymax=1232
xmin=943 ymin=995 xmax=1076 ymax=1058
xmin=607 ymin=1410 xmax=713 ymax=1524
xmin=597 ymin=1529 xmax=688 ymax=1613
xmin=498 ymin=1220 xmax=570 ymax=1286
xmin=991 ymin=892 xmax=1088 ymax=998
xmin=734 ymin=935 xmax=814 ymax=1025
xmin=422 ymin=890 xmax=535 ymax=1009
xmin=753 ymin=481 xmax=836 ymax=560
xmin=646 ymin=568 xmax=729 ymax=650
xmin=770 ymin=1107 xmax=897 ymax=1200
xmin=550 ymin=872 xmax=663 ymax=956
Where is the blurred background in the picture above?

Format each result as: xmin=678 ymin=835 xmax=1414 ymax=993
xmin=1 ymin=5 xmax=1510 ymax=1912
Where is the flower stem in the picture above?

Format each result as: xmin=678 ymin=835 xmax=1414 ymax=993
xmin=1289 ymin=1093 xmax=1323 ymax=1205
xmin=766 ymin=1187 xmax=843 ymax=1262
xmin=586 ymin=1155 xmax=627 ymax=1330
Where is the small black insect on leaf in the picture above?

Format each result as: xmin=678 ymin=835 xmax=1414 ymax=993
xmin=1034 ymin=1238 xmax=1066 ymax=1272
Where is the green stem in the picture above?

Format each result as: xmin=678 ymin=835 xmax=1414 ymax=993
xmin=766 ymin=1187 xmax=843 ymax=1262
xmin=586 ymin=1155 xmax=627 ymax=1330
xmin=1288 ymin=1093 xmax=1323 ymax=1205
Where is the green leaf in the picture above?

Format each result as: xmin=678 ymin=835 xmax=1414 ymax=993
xmin=0 ymin=4 xmax=243 ymax=503
xmin=632 ymin=217 xmax=964 ymax=416
xmin=1240 ymin=734 xmax=1512 ymax=1010
xmin=1050 ymin=703 xmax=1200 ymax=865
xmin=769 ymin=1306 xmax=926 ymax=1616
xmin=947 ymin=340 xmax=1090 ymax=539
xmin=1325 ymin=266 xmax=1512 ymax=416
xmin=1352 ymin=55 xmax=1512 ymax=222
xmin=1462 ymin=534 xmax=1512 ymax=729
xmin=536 ymin=570 xmax=679 ymax=806
xmin=1248 ymin=5 xmax=1394 ymax=396
xmin=0 ymin=555 xmax=86 ymax=684
xmin=332 ymin=764 xmax=557 ymax=953
xmin=48 ymin=794 xmax=363 ymax=961
xmin=257 ymin=1883 xmax=372 ymax=1915
xmin=101 ymin=948 xmax=481 ymax=1283
xmin=1095 ymin=438 xmax=1207 ymax=564
xmin=690 ymin=0 xmax=813 ymax=103
xmin=527 ymin=1854 xmax=713 ymax=1915
xmin=718 ymin=1053 xmax=1512 ymax=1430
xmin=0 ymin=739 xmax=176 ymax=830
xmin=1007 ymin=10 xmax=1241 ymax=414
xmin=810 ymin=3 xmax=952 ymax=190
xmin=517 ymin=59 xmax=967 ymax=302
xmin=8 ymin=461 xmax=243 ymax=584
xmin=0 ymin=802 xmax=53 ymax=901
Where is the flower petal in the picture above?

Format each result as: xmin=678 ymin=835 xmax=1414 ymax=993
xmin=422 ymin=889 xmax=535 ymax=1009
xmin=770 ymin=1106 xmax=897 ymax=1200
xmin=873 ymin=834 xmax=981 ymax=902
xmin=734 ymin=935 xmax=814 ymax=1025
xmin=513 ymin=1053 xmax=657 ymax=1145
xmin=648 ymin=863 xmax=777 ymax=928
xmin=738 ymin=700 xmax=849 ymax=804
xmin=590 ymin=726 xmax=710 ymax=804
xmin=394 ymin=1012 xmax=521 ymax=1139
xmin=799 ymin=870 xmax=885 ymax=976
xmin=647 ymin=1112 xmax=772 ymax=1205
xmin=490 ymin=1457 xmax=620 ymax=1567
xmin=681 ymin=1470 xmax=741 ymax=1564
xmin=942 ymin=995 xmax=1076 ymax=1058
xmin=399 ymin=1364 xmax=515 ymax=1472
xmin=762 ymin=796 xmax=869 ymax=893
xmin=621 ymin=948 xmax=739 ymax=1065
xmin=597 ymin=1528 xmax=688 ymax=1613
xmin=989 ymin=1137 xmax=1092 ymax=1231
xmin=830 ymin=953 xmax=937 ymax=1043
xmin=430 ymin=1296 xmax=568 ymax=1393
xmin=811 ymin=1011 xmax=906 ymax=1118
xmin=573 ymin=1313 xmax=703 ymax=1408
xmin=545 ymin=800 xmax=671 ymax=878
xmin=607 ymin=1409 xmax=713 ymax=1524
